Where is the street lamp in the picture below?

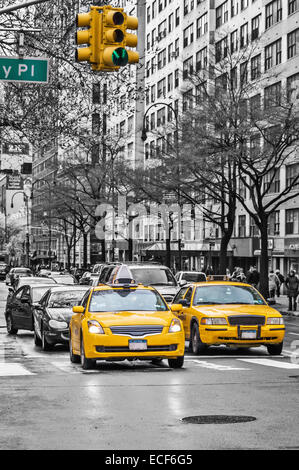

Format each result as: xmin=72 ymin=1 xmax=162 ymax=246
xmin=10 ymin=191 xmax=30 ymax=267
xmin=141 ymin=102 xmax=182 ymax=270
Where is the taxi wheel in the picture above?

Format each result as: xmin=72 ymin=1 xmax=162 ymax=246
xmin=6 ymin=314 xmax=18 ymax=335
xmin=69 ymin=335 xmax=80 ymax=364
xmin=267 ymin=343 xmax=283 ymax=355
xmin=80 ymin=336 xmax=96 ymax=370
xmin=168 ymin=356 xmax=184 ymax=369
xmin=191 ymin=324 xmax=206 ymax=355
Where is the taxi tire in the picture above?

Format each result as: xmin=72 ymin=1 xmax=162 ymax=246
xmin=191 ymin=323 xmax=207 ymax=355
xmin=80 ymin=337 xmax=96 ymax=370
xmin=267 ymin=343 xmax=283 ymax=355
xmin=6 ymin=314 xmax=18 ymax=335
xmin=69 ymin=335 xmax=80 ymax=364
xmin=168 ymin=356 xmax=184 ymax=369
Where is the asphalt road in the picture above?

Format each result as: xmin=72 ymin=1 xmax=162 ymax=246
xmin=0 ymin=282 xmax=299 ymax=451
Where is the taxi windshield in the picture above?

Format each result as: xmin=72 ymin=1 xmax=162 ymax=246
xmin=193 ymin=285 xmax=266 ymax=306
xmin=89 ymin=289 xmax=168 ymax=312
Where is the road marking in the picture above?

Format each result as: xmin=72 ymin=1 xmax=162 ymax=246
xmin=238 ymin=358 xmax=299 ymax=369
xmin=0 ymin=363 xmax=35 ymax=376
xmin=187 ymin=359 xmax=249 ymax=371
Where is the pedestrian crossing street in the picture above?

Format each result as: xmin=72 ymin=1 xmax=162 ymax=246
xmin=0 ymin=354 xmax=298 ymax=377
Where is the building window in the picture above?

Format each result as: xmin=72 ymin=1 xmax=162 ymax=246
xmin=251 ymin=14 xmax=260 ymax=41
xmin=174 ymin=69 xmax=179 ymax=88
xmin=288 ymin=0 xmax=298 ymax=15
xmin=175 ymin=7 xmax=180 ymax=26
xmin=183 ymin=23 xmax=194 ymax=48
xmin=240 ymin=61 xmax=248 ymax=87
xmin=230 ymin=29 xmax=238 ymax=53
xmin=238 ymin=215 xmax=246 ymax=237
xmin=263 ymin=169 xmax=280 ymax=194
xmin=287 ymin=29 xmax=299 ymax=59
xmin=268 ymin=211 xmax=280 ymax=236
xmin=287 ymin=73 xmax=299 ymax=101
xmin=196 ymin=47 xmax=207 ymax=71
xmin=286 ymin=163 xmax=299 ymax=189
xmin=215 ymin=36 xmax=228 ymax=62
xmin=216 ymin=1 xmax=228 ymax=28
xmin=231 ymin=0 xmax=238 ymax=17
xmin=196 ymin=12 xmax=208 ymax=38
xmin=183 ymin=56 xmax=193 ymax=79
xmin=240 ymin=23 xmax=248 ymax=48
xmin=286 ymin=209 xmax=299 ymax=234
xmin=251 ymin=54 xmax=261 ymax=80
xmin=265 ymin=0 xmax=282 ymax=29
xmin=265 ymin=39 xmax=282 ymax=71
xmin=264 ymin=82 xmax=281 ymax=109
xmin=250 ymin=216 xmax=259 ymax=237
xmin=183 ymin=89 xmax=193 ymax=111
xmin=157 ymin=49 xmax=166 ymax=70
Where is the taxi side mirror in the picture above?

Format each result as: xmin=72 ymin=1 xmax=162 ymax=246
xmin=171 ymin=304 xmax=183 ymax=312
xmin=73 ymin=306 xmax=85 ymax=314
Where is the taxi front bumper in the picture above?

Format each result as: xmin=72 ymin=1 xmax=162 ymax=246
xmin=200 ymin=325 xmax=285 ymax=346
xmin=83 ymin=329 xmax=185 ymax=360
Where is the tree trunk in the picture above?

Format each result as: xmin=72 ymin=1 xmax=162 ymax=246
xmin=219 ymin=232 xmax=231 ymax=275
xmin=259 ymin=220 xmax=269 ymax=300
xmin=166 ymin=237 xmax=171 ymax=268
xmin=83 ymin=232 xmax=88 ymax=269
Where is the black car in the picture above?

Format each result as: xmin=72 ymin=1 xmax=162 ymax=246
xmin=5 ymin=284 xmax=57 ymax=335
xmin=33 ymin=285 xmax=90 ymax=350
xmin=6 ymin=267 xmax=33 ymax=287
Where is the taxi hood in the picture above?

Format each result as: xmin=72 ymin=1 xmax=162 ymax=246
xmin=193 ymin=304 xmax=281 ymax=316
xmin=89 ymin=311 xmax=174 ymax=328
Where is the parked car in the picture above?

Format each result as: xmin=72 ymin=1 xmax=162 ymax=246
xmin=102 ymin=263 xmax=179 ymax=304
xmin=38 ymin=269 xmax=52 ymax=278
xmin=33 ymin=285 xmax=90 ymax=350
xmin=5 ymin=267 xmax=33 ymax=287
xmin=5 ymin=283 xmax=58 ymax=335
xmin=175 ymin=271 xmax=207 ymax=286
xmin=0 ymin=263 xmax=8 ymax=281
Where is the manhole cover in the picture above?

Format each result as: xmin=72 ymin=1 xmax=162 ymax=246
xmin=182 ymin=415 xmax=256 ymax=424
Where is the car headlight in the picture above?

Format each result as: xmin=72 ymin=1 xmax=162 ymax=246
xmin=169 ymin=318 xmax=182 ymax=333
xmin=48 ymin=319 xmax=68 ymax=330
xmin=88 ymin=320 xmax=104 ymax=334
xmin=267 ymin=317 xmax=284 ymax=325
xmin=201 ymin=317 xmax=228 ymax=325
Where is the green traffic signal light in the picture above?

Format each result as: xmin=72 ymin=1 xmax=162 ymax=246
xmin=112 ymin=47 xmax=128 ymax=66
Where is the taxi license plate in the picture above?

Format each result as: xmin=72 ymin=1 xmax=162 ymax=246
xmin=241 ymin=330 xmax=257 ymax=339
xmin=129 ymin=340 xmax=147 ymax=351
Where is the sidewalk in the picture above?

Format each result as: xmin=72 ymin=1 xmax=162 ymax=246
xmin=270 ymin=294 xmax=299 ymax=317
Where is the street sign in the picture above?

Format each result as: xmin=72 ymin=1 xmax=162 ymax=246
xmin=0 ymin=56 xmax=49 ymax=83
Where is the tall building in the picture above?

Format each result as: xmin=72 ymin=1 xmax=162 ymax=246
xmin=127 ymin=0 xmax=299 ymax=274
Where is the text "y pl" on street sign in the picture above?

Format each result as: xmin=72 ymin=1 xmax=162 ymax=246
xmin=0 ymin=56 xmax=49 ymax=83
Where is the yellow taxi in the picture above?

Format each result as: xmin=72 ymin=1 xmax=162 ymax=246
xmin=69 ymin=265 xmax=185 ymax=369
xmin=170 ymin=281 xmax=285 ymax=355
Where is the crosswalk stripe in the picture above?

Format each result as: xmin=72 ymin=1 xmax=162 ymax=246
xmin=0 ymin=363 xmax=35 ymax=376
xmin=187 ymin=359 xmax=249 ymax=371
xmin=238 ymin=358 xmax=299 ymax=369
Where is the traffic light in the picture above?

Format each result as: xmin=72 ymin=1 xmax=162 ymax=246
xmin=75 ymin=5 xmax=139 ymax=72
xmin=98 ymin=5 xmax=139 ymax=72
xmin=75 ymin=6 xmax=101 ymax=68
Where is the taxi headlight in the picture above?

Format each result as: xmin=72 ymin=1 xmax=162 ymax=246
xmin=169 ymin=318 xmax=182 ymax=333
xmin=49 ymin=319 xmax=68 ymax=330
xmin=267 ymin=317 xmax=284 ymax=325
xmin=201 ymin=317 xmax=228 ymax=325
xmin=88 ymin=320 xmax=104 ymax=334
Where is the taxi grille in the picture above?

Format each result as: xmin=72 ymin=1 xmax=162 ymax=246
xmin=228 ymin=315 xmax=265 ymax=326
xmin=110 ymin=325 xmax=164 ymax=337
xmin=96 ymin=344 xmax=177 ymax=352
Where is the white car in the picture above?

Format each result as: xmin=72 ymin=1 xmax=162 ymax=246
xmin=175 ymin=271 xmax=207 ymax=286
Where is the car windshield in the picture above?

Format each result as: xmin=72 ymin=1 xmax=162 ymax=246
xmin=130 ymin=268 xmax=177 ymax=286
xmin=193 ymin=285 xmax=266 ymax=306
xmin=32 ymin=286 xmax=53 ymax=302
xmin=48 ymin=290 xmax=88 ymax=308
xmin=182 ymin=273 xmax=206 ymax=282
xmin=52 ymin=276 xmax=75 ymax=285
xmin=89 ymin=289 xmax=168 ymax=312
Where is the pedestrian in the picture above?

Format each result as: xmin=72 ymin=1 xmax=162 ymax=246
xmin=247 ymin=265 xmax=260 ymax=289
xmin=285 ymin=270 xmax=299 ymax=312
xmin=275 ymin=269 xmax=285 ymax=297
xmin=268 ymin=270 xmax=280 ymax=301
